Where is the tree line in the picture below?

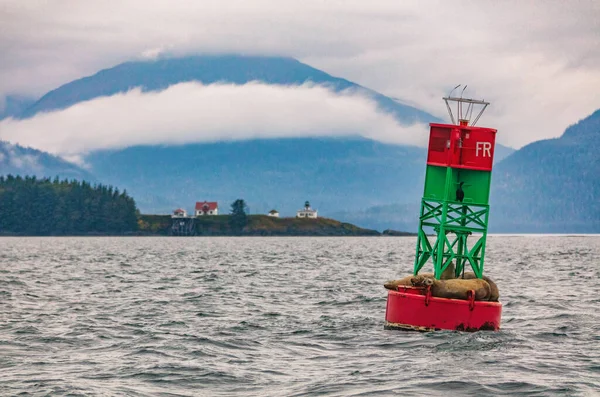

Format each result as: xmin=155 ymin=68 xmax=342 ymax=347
xmin=0 ymin=175 xmax=138 ymax=235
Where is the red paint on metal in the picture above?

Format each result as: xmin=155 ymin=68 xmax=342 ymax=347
xmin=385 ymin=287 xmax=502 ymax=331
xmin=426 ymin=123 xmax=497 ymax=171
xmin=426 ymin=126 xmax=452 ymax=166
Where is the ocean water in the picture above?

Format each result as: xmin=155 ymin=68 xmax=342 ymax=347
xmin=1 ymin=236 xmax=599 ymax=396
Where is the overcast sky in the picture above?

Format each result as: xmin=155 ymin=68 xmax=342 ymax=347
xmin=0 ymin=0 xmax=599 ymax=154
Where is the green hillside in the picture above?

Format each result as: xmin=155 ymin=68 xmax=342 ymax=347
xmin=490 ymin=108 xmax=600 ymax=232
xmin=138 ymin=214 xmax=381 ymax=236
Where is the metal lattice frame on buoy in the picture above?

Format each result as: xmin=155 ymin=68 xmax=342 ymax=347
xmin=414 ymin=199 xmax=489 ymax=278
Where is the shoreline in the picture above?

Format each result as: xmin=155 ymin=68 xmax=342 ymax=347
xmin=0 ymin=234 xmax=418 ymax=238
xmin=0 ymin=215 xmax=419 ymax=237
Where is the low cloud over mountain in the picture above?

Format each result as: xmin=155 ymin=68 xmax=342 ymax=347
xmin=0 ymin=82 xmax=428 ymax=159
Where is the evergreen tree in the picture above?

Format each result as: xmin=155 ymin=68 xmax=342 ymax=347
xmin=229 ymin=199 xmax=248 ymax=233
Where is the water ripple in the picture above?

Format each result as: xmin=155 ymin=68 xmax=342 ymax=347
xmin=0 ymin=236 xmax=599 ymax=396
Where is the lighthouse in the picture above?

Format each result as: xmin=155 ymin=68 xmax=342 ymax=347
xmin=385 ymin=87 xmax=502 ymax=332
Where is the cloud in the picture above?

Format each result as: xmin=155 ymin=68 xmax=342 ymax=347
xmin=0 ymin=141 xmax=41 ymax=170
xmin=140 ymin=47 xmax=167 ymax=60
xmin=0 ymin=82 xmax=429 ymax=158
xmin=1 ymin=0 xmax=599 ymax=148
xmin=9 ymin=153 xmax=40 ymax=170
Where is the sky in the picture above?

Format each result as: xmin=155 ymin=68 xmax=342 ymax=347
xmin=0 ymin=0 xmax=599 ymax=157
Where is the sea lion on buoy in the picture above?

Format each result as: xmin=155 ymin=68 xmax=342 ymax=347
xmin=383 ymin=263 xmax=456 ymax=290
xmin=461 ymin=272 xmax=500 ymax=302
xmin=384 ymin=273 xmax=434 ymax=290
xmin=410 ymin=275 xmax=492 ymax=301
xmin=440 ymin=261 xmax=456 ymax=280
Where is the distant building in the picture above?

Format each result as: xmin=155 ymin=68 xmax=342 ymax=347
xmin=172 ymin=208 xmax=187 ymax=218
xmin=296 ymin=201 xmax=318 ymax=219
xmin=268 ymin=209 xmax=280 ymax=217
xmin=195 ymin=201 xmax=218 ymax=216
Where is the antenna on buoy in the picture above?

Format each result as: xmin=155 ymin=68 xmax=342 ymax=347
xmin=443 ymin=85 xmax=490 ymax=126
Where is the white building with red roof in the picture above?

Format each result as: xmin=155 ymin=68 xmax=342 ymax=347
xmin=195 ymin=201 xmax=218 ymax=216
xmin=172 ymin=208 xmax=187 ymax=218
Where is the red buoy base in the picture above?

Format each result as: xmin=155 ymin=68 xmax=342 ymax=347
xmin=385 ymin=286 xmax=502 ymax=332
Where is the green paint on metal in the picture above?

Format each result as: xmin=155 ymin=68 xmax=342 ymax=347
xmin=414 ymin=194 xmax=491 ymax=279
xmin=423 ymin=165 xmax=447 ymax=200
xmin=423 ymin=165 xmax=492 ymax=205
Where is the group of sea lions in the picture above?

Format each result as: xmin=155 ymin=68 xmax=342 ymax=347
xmin=383 ymin=262 xmax=500 ymax=302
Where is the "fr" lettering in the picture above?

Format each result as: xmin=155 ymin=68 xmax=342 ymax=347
xmin=476 ymin=142 xmax=492 ymax=157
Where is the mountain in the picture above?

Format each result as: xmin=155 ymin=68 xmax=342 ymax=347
xmin=0 ymin=141 xmax=93 ymax=181
xmin=338 ymin=108 xmax=600 ymax=233
xmin=86 ymin=135 xmax=514 ymax=219
xmin=86 ymin=137 xmax=428 ymax=216
xmin=489 ymin=108 xmax=600 ymax=232
xmin=0 ymin=95 xmax=37 ymax=120
xmin=18 ymin=54 xmax=436 ymax=123
xmin=4 ymin=51 xmax=594 ymax=232
xmin=7 ymin=54 xmax=445 ymax=214
xmin=5 ymin=54 xmax=520 ymax=229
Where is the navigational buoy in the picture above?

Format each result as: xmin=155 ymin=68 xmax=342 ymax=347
xmin=385 ymin=87 xmax=502 ymax=332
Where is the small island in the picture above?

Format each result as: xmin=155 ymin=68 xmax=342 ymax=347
xmin=0 ymin=175 xmax=416 ymax=237
xmin=382 ymin=229 xmax=418 ymax=237
xmin=139 ymin=214 xmax=381 ymax=236
xmin=143 ymin=199 xmax=387 ymax=236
